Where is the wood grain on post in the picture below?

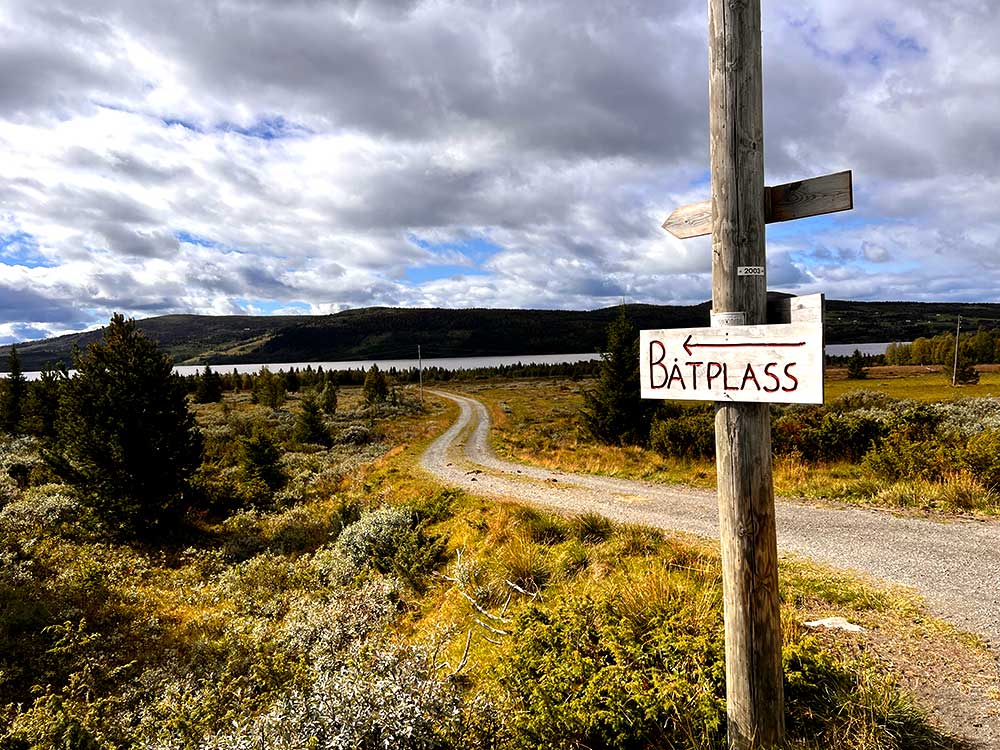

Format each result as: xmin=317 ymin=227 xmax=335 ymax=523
xmin=708 ymin=0 xmax=785 ymax=747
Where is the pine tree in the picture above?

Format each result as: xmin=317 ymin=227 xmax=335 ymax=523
xmin=362 ymin=364 xmax=389 ymax=405
xmin=239 ymin=427 xmax=285 ymax=493
xmin=294 ymin=391 xmax=331 ymax=446
xmin=1 ymin=344 xmax=27 ymax=435
xmin=194 ymin=364 xmax=225 ymax=403
xmin=846 ymin=349 xmax=868 ymax=379
xmin=23 ymin=362 xmax=67 ymax=438
xmin=321 ymin=382 xmax=338 ymax=416
xmin=253 ymin=367 xmax=286 ymax=408
xmin=50 ymin=314 xmax=203 ymax=536
xmin=944 ymin=355 xmax=980 ymax=386
xmin=580 ymin=307 xmax=652 ymax=445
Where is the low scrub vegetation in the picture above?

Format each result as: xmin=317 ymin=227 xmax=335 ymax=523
xmin=0 ymin=318 xmax=980 ymax=748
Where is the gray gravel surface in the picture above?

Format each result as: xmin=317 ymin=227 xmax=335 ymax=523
xmin=421 ymin=390 xmax=1000 ymax=744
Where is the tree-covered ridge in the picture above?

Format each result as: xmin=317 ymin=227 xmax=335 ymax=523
xmin=8 ymin=299 xmax=1000 ymax=371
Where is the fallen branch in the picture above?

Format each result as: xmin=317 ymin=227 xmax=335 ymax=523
xmin=474 ymin=617 xmax=509 ymax=637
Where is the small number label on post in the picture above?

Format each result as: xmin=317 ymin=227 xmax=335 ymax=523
xmin=738 ymin=266 xmax=765 ymax=276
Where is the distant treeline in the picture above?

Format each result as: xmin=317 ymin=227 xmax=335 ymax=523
xmin=180 ymin=359 xmax=603 ymax=394
xmin=884 ymin=327 xmax=1000 ymax=366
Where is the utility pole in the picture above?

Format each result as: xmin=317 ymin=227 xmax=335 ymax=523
xmin=708 ymin=1 xmax=783 ymax=747
xmin=952 ymin=315 xmax=961 ymax=387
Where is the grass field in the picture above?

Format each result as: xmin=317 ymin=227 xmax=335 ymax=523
xmin=826 ymin=364 xmax=1000 ymax=401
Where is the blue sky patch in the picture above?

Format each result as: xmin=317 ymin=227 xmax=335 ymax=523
xmin=0 ymin=231 xmax=52 ymax=268
xmin=405 ymin=235 xmax=502 ymax=283
xmin=175 ymin=230 xmax=223 ymax=249
xmin=161 ymin=117 xmax=203 ymax=132
xmin=404 ymin=265 xmax=490 ymax=284
xmin=236 ymin=298 xmax=310 ymax=315
xmin=217 ymin=116 xmax=311 ymax=140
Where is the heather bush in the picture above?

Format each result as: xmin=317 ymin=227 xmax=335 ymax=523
xmin=199 ymin=638 xmax=465 ymax=750
xmin=0 ymin=485 xmax=84 ymax=536
xmin=279 ymin=577 xmax=400 ymax=661
xmin=335 ymin=505 xmax=446 ymax=590
xmin=337 ymin=424 xmax=374 ymax=445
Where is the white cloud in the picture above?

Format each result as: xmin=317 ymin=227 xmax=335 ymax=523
xmin=0 ymin=0 xmax=998 ymax=342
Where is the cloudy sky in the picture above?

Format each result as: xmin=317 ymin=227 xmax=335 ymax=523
xmin=1 ymin=0 xmax=998 ymax=344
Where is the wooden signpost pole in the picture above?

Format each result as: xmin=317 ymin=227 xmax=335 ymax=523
xmin=652 ymin=2 xmax=852 ymax=743
xmin=708 ymin=1 xmax=784 ymax=747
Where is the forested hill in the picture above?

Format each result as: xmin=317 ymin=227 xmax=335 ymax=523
xmin=6 ymin=299 xmax=1000 ymax=370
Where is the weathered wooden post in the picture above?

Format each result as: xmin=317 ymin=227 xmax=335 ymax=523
xmin=647 ymin=2 xmax=853 ymax=747
xmin=708 ymin=1 xmax=783 ymax=746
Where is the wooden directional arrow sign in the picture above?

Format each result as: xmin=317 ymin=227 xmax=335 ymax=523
xmin=640 ymin=318 xmax=824 ymax=404
xmin=663 ymin=170 xmax=853 ymax=239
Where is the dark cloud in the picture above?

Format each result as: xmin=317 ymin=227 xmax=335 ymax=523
xmin=0 ymin=282 xmax=83 ymax=323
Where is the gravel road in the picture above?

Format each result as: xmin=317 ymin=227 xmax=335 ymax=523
xmin=421 ymin=390 xmax=1000 ymax=648
xmin=421 ymin=390 xmax=1000 ymax=744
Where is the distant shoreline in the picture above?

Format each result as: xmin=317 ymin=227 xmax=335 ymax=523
xmin=20 ymin=345 xmax=895 ymax=381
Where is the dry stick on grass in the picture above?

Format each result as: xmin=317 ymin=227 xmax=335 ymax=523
xmin=474 ymin=617 xmax=509 ymax=637
xmin=460 ymin=589 xmax=510 ymax=623
xmin=435 ymin=629 xmax=474 ymax=676
xmin=505 ymin=579 xmax=541 ymax=599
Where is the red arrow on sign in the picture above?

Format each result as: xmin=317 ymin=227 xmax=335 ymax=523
xmin=682 ymin=334 xmax=807 ymax=356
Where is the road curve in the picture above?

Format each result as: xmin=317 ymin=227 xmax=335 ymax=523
xmin=421 ymin=390 xmax=1000 ymax=650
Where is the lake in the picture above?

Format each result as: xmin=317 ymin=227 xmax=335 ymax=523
xmin=22 ymin=352 xmax=603 ymax=381
xmin=19 ymin=344 xmax=898 ymax=380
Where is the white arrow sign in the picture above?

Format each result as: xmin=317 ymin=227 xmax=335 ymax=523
xmin=640 ymin=320 xmax=824 ymax=404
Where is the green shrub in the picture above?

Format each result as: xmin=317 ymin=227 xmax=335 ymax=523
xmin=0 ymin=694 xmax=100 ymax=750
xmin=862 ymin=435 xmax=962 ymax=483
xmin=489 ymin=592 xmax=726 ymax=749
xmin=772 ymin=408 xmax=885 ymax=462
xmin=965 ymin=430 xmax=1000 ymax=488
xmin=409 ymin=488 xmax=462 ymax=525
xmin=335 ymin=505 xmax=445 ymax=591
xmin=649 ymin=405 xmax=715 ymax=459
